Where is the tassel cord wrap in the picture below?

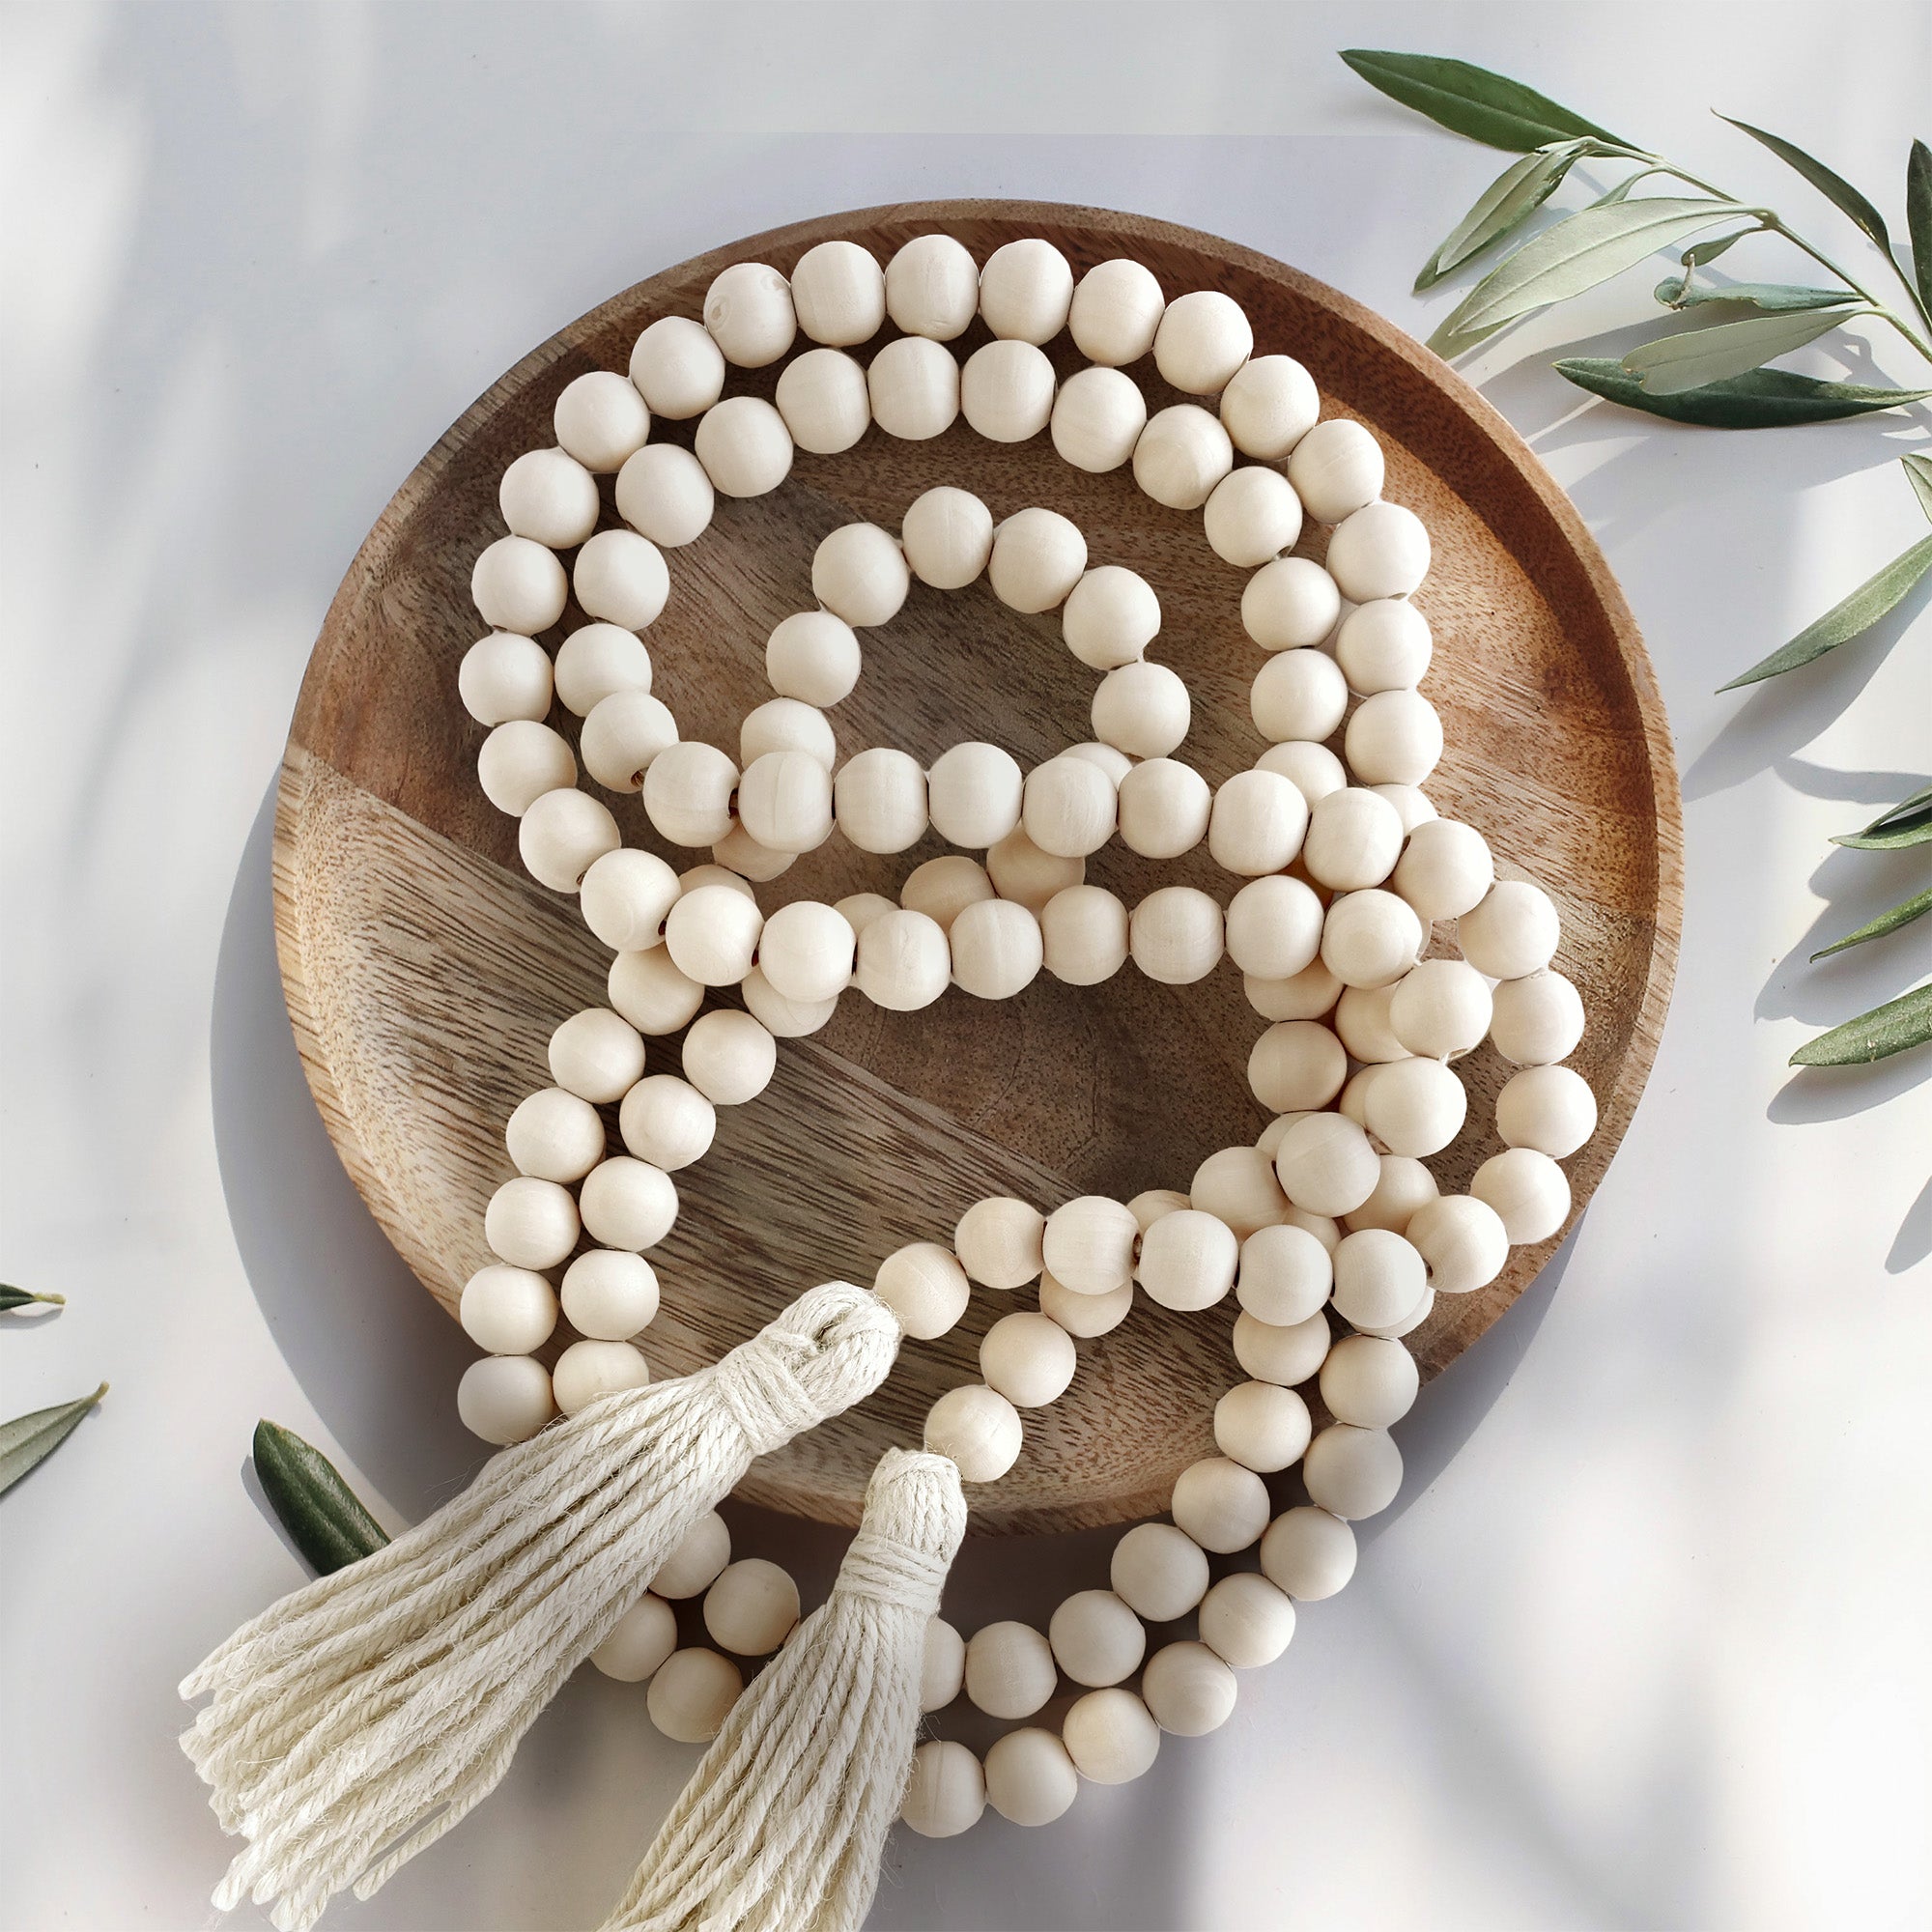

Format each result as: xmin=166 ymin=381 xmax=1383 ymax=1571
xmin=180 ymin=1282 xmax=901 ymax=1932
xmin=604 ymin=1446 xmax=968 ymax=1932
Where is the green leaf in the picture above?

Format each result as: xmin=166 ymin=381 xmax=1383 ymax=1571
xmin=1682 ymin=229 xmax=1753 ymax=270
xmin=1908 ymin=140 xmax=1932 ymax=321
xmin=0 ymin=1384 xmax=105 ymax=1494
xmin=1719 ymin=115 xmax=1893 ymax=255
xmin=1416 ymin=141 xmax=1595 ymax=291
xmin=254 ymin=1420 xmax=390 ymax=1576
xmin=1654 ymin=278 xmax=1861 ymax=314
xmin=1719 ymin=531 xmax=1932 ymax=688
xmin=0 ymin=1284 xmax=65 ymax=1313
xmin=1790 ymin=983 xmax=1932 ymax=1065
xmin=1340 ymin=49 xmax=1622 ymax=154
xmin=1905 ymin=451 xmax=1932 ymax=525
xmin=1621 ymin=307 xmax=1858 ymax=395
xmin=1437 ymin=198 xmax=1744 ymax=343
xmin=1811 ymin=887 xmax=1932 ymax=959
xmin=1555 ymin=356 xmax=1932 ymax=427
xmin=1834 ymin=785 xmax=1932 ymax=850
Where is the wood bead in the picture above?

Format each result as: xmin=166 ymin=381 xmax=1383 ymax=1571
xmin=457 ymin=1354 xmax=555 ymax=1444
xmin=552 ymin=1337 xmax=650 ymax=1415
xmin=954 ymin=1195 xmax=1045 ymax=1291
xmin=1247 ymin=958 xmax=1342 ymax=1022
xmin=1343 ymin=1154 xmax=1439 ymax=1236
xmin=949 ymin=897 xmax=1044 ymax=1001
xmin=460 ymin=1264 xmax=559 ymax=1355
xmin=471 ymin=534 xmax=567 ymax=635
xmin=1303 ymin=1423 xmax=1404 ymax=1520
xmin=1251 ymin=646 xmax=1348 ymax=742
xmin=984 ymin=1728 xmax=1078 ymax=1828
xmin=460 ymin=631 xmax=553 ymax=726
xmin=579 ymin=1155 xmax=677 ymax=1251
xmin=581 ymin=690 xmax=677 ymax=793
xmin=1219 ymin=354 xmax=1320 ymax=458
xmin=1236 ymin=1221 xmax=1332 ymax=1325
xmin=1225 ymin=874 xmax=1322 ymax=980
xmin=1153 ymin=289 xmax=1253 ymax=393
xmin=520 ymin=787 xmax=620 ymax=892
xmin=643 ymin=740 xmax=738 ymax=847
xmin=702 ymin=260 xmax=796 ymax=367
xmin=549 ymin=1006 xmax=646 ymax=1105
xmin=1110 ymin=1521 xmax=1209 ymax=1621
xmin=591 ymin=1592 xmax=678 ymax=1682
xmin=1375 ymin=783 xmax=1435 ymax=834
xmin=614 ymin=441 xmax=715 ymax=551
xmin=756 ymin=899 xmax=855 ymax=1006
xmin=1022 ymin=754 xmax=1116 ymax=858
xmin=1393 ymin=816 xmax=1493 ymax=921
xmin=1490 ymin=969 xmax=1586 ymax=1065
xmin=1063 ymin=1688 xmax=1160 ymax=1785
xmin=1135 ymin=1208 xmax=1237 ymax=1312
xmin=1213 ymin=1379 xmax=1312 ymax=1473
xmin=505 ymin=1086 xmax=606 ymax=1182
xmin=682 ymin=1009 xmax=777 ymax=1105
xmin=812 ymin=522 xmax=909 ymax=627
xmin=1117 ymin=758 xmax=1209 ymax=859
xmin=775 ymin=347 xmax=869 ymax=454
xmin=1274 ymin=1112 xmax=1379 ymax=1216
xmin=979 ymin=237 xmax=1074 ymax=343
xmin=1062 ymin=564 xmax=1159 ymax=668
xmin=1038 ymin=1271 xmax=1132 ymax=1337
xmin=554 ymin=624 xmax=651 ymax=719
xmin=1130 ymin=1195 xmax=1186 ymax=1235
xmin=1143 ymin=1639 xmax=1238 ymax=1736
xmin=579 ymin=851 xmax=677 ymax=956
xmin=1049 ymin=1589 xmax=1146 ymax=1689
xmin=924 ymin=1382 xmax=1023 ymax=1482
xmin=828 ymin=749 xmax=923 ymax=854
xmin=575 ymin=528 xmax=669 ymax=634
xmin=986 ymin=825 xmax=1083 ymax=912
xmin=1129 ymin=886 xmax=1222 ymax=983
xmin=618 ymin=1073 xmax=715 ymax=1173
xmin=875 ymin=1241 xmax=972 ymax=1340
xmin=1255 ymin=737 xmax=1350 ymax=808
xmin=1068 ymin=257 xmax=1165 ymax=364
xmin=766 ymin=611 xmax=861 ymax=708
xmin=1040 ymin=883 xmax=1129 ymax=984
xmin=1461 ymin=880 xmax=1561 ymax=980
xmin=922 ymin=1615 xmax=965 ymax=1711
xmin=900 ymin=1739 xmax=984 ymax=1838
xmin=1042 ymin=1195 xmax=1139 ymax=1296
xmin=1321 ymin=889 xmax=1424 ymax=989
xmin=960 ymin=338 xmax=1056 ymax=441
xmin=1331 ymin=1227 xmax=1428 ymax=1331
xmin=1133 ymin=402 xmax=1234 ymax=510
xmin=1287 ymin=416 xmax=1383 ymax=524
xmin=664 ymin=881 xmax=763 ymax=985
xmin=608 ymin=946 xmax=704 ymax=1038
xmin=1209 ymin=768 xmax=1308 ymax=876
xmin=1353 ymin=1280 xmax=1435 ymax=1343
xmin=629 ymin=315 xmax=724 ymax=418
xmin=1189 ymin=1145 xmax=1287 ymax=1239
xmin=703 ymin=1557 xmax=800 ymax=1655
xmin=1260 ymin=1505 xmax=1357 ymax=1600
xmin=990 ymin=507 xmax=1087 ymax=612
xmin=717 ymin=829 xmax=804 ymax=885
xmin=478 ymin=720 xmax=576 ymax=817
xmin=866 ymin=333 xmax=959 ymax=440
xmin=1247 ymin=1020 xmax=1347 ymax=1115
xmin=1241 ymin=555 xmax=1341 ymax=652
xmin=965 ymin=1620 xmax=1058 ymax=1719
xmin=854 ymin=905 xmax=951 ymax=1011
xmin=1337 ymin=597 xmax=1433 ymax=692
xmin=885 ymin=233 xmax=979 ymax=339
xmin=1364 ymin=1054 xmax=1467 ymax=1157
xmin=901 ymin=854 xmax=995 ymax=932
xmin=1321 ymin=1334 xmax=1419 ymax=1428
xmin=788 ymin=239 xmax=885 ymax=345
xmin=1346 ymin=688 xmax=1443 ymax=786
xmin=1390 ymin=958 xmax=1492 ymax=1059
xmin=647 ymin=1648 xmax=743 ymax=1744
xmin=554 ymin=370 xmax=649 ymax=471
xmin=1170 ymin=1455 xmax=1270 ymax=1552
xmin=499 ymin=445 xmax=600 ymax=548
xmin=560 ymin=1248 xmax=660 ymax=1340
xmin=1472 ymin=1147 xmax=1571 ymax=1243
xmin=1204 ymin=464 xmax=1304 ymax=567
xmin=694 ymin=395 xmax=793 ymax=497
xmin=1199 ymin=1572 xmax=1297 ymax=1669
xmin=652 ymin=1511 xmax=731 ymax=1598
xmin=1050 ymin=365 xmax=1148 ymax=472
xmin=900 ymin=484 xmax=994 ymax=588
xmin=736 ymin=749 xmax=834 ymax=854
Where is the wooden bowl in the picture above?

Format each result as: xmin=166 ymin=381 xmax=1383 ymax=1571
xmin=273 ymin=200 xmax=1681 ymax=1534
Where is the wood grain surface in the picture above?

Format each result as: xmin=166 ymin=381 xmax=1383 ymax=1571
xmin=274 ymin=199 xmax=1682 ymax=1534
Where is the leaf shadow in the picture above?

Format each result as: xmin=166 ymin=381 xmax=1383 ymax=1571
xmin=1775 ymin=757 xmax=1928 ymax=808
xmin=0 ymin=1302 xmax=67 ymax=1332
xmin=1755 ymin=842 xmax=1932 ymax=1025
xmin=1888 ymin=1175 xmax=1932 ymax=1275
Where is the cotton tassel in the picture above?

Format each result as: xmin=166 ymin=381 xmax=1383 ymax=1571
xmin=602 ymin=1445 xmax=967 ymax=1932
xmin=180 ymin=1280 xmax=901 ymax=1932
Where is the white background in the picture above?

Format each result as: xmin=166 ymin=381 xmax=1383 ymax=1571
xmin=3 ymin=5 xmax=1929 ymax=1929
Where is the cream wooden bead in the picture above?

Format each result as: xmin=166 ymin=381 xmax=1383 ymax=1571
xmin=950 ymin=897 xmax=1044 ymax=1001
xmin=550 ymin=1007 xmax=646 ymax=1104
xmin=788 ymin=239 xmax=885 ymax=346
xmin=1331 ymin=1227 xmax=1428 ymax=1331
xmin=1287 ymin=416 xmax=1383 ymax=524
xmin=1171 ymin=1456 xmax=1270 ymax=1553
xmin=1049 ymin=1589 xmax=1145 ymax=1688
xmin=1461 ymin=880 xmax=1561 ymax=980
xmin=1236 ymin=1221 xmax=1332 ymax=1325
xmin=629 ymin=316 xmax=725 ymax=419
xmin=810 ymin=522 xmax=907 ymax=628
xmin=926 ymin=741 xmax=1023 ymax=849
xmin=1241 ymin=556 xmax=1342 ymax=653
xmin=1189 ymin=1146 xmax=1288 ymax=1239
xmin=682 ymin=1009 xmax=777 ymax=1105
xmin=1375 ymin=783 xmax=1435 ymax=834
xmin=901 ymin=854 xmax=994 ymax=932
xmin=1336 ymin=598 xmax=1433 ymax=692
xmin=574 ymin=528 xmax=668 ymax=634
xmin=753 ymin=900 xmax=852 ymax=1006
xmin=471 ymin=534 xmax=568 ymax=635
xmin=852 ymin=907 xmax=950 ymax=1010
xmin=460 ymin=631 xmax=553 ymax=726
xmin=1258 ymin=744 xmax=1349 ymax=816
xmin=653 ymin=1512 xmax=731 ymax=1598
xmin=1209 ymin=769 xmax=1308 ymax=877
xmin=1322 ymin=889 xmax=1425 ymax=989
xmin=1199 ymin=1572 xmax=1297 ymax=1669
xmin=1204 ymin=465 xmax=1304 ymax=568
xmin=1346 ymin=689 xmax=1443 ymax=787
xmin=1225 ymin=875 xmax=1322 ymax=980
xmin=1391 ymin=958 xmax=1492 ymax=1060
xmin=885 ymin=232 xmax=979 ymax=339
xmin=834 ymin=893 xmax=896 ymax=939
xmin=1094 ymin=661 xmax=1189 ymax=759
xmin=985 ymin=1728 xmax=1078 ymax=1828
xmin=614 ymin=441 xmax=715 ymax=550
xmin=1050 ymin=365 xmax=1148 ymax=472
xmin=1153 ymin=288 xmax=1252 ymax=392
xmin=1063 ymin=564 xmax=1159 ymax=668
xmin=499 ymin=445 xmax=599 ymax=549
xmin=505 ymin=1086 xmax=606 ymax=1183
xmin=965 ymin=1620 xmax=1058 ymax=1719
xmin=986 ymin=825 xmax=1083 ymax=912
xmin=774 ymin=347 xmax=869 ymax=454
xmin=1472 ymin=1147 xmax=1572 ymax=1243
xmin=478 ymin=721 xmax=576 ymax=815
xmin=1219 ymin=354 xmax=1320 ymax=458
xmin=1143 ymin=1640 xmax=1238 ymax=1737
xmin=1131 ymin=1185 xmax=1195 ymax=1224
xmin=648 ymin=1648 xmax=743 ymax=1744
xmin=521 ymin=788 xmax=620 ymax=892
xmin=1304 ymin=1424 xmax=1403 ymax=1520
xmin=694 ymin=395 xmax=793 ymax=498
xmin=922 ymin=1615 xmax=966 ymax=1712
xmin=766 ymin=611 xmax=861 ymax=708
xmin=990 ymin=507 xmax=1087 ymax=613
xmin=460 ymin=1264 xmax=559 ymax=1355
xmin=1022 ymin=754 xmax=1115 ymax=859
xmin=560 ymin=1248 xmax=661 ymax=1340
xmin=1041 ymin=883 xmax=1129 ymax=984
xmin=900 ymin=1740 xmax=985 ymax=1838
xmin=1213 ymin=1379 xmax=1312 ymax=1473
xmin=1133 ymin=403 xmax=1234 ymax=510
xmin=618 ymin=1073 xmax=716 ymax=1173
xmin=1043 ymin=1194 xmax=1138 ymax=1296
xmin=1247 ymin=958 xmax=1343 ymax=1022
xmin=979 ymin=237 xmax=1074 ymax=342
xmin=1326 ymin=499 xmax=1431 ymax=603
xmin=664 ymin=881 xmax=763 ymax=986
xmin=1393 ymin=816 xmax=1493 ymax=921
xmin=1135 ymin=1208 xmax=1238 ymax=1312
xmin=1111 ymin=1522 xmax=1209 ymax=1622
xmin=1490 ymin=969 xmax=1586 ymax=1065
xmin=457 ymin=1354 xmax=556 ymax=1444
xmin=553 ymin=1337 xmax=650 ymax=1416
xmin=954 ymin=1195 xmax=1045 ymax=1291
xmin=554 ymin=624 xmax=651 ymax=718
xmin=1130 ymin=885 xmax=1222 ymax=984
xmin=900 ymin=484 xmax=993 ymax=588
xmin=704 ymin=1557 xmax=800 ymax=1655
xmin=1069 ymin=256 xmax=1165 ymax=364
xmin=591 ymin=1593 xmax=678 ymax=1683
xmin=643 ymin=740 xmax=737 ymax=846
xmin=554 ymin=370 xmax=649 ymax=472
xmin=1338 ymin=1061 xmax=1391 ymax=1128
xmin=714 ymin=823 xmax=793 ymax=885
xmin=1274 ymin=1111 xmax=1379 ymax=1216
xmin=580 ymin=1156 xmax=677 ymax=1251
xmin=1260 ymin=1505 xmax=1357 ymax=1600
xmin=1251 ymin=647 xmax=1349 ymax=743
xmin=1117 ymin=758 xmax=1209 ymax=859
xmin=1040 ymin=1270 xmax=1132 ymax=1337
xmin=1233 ymin=1308 xmax=1330 ymax=1387
xmin=738 ymin=697 xmax=834 ymax=770
xmin=865 ymin=333 xmax=959 ymax=440
xmin=824 ymin=751 xmax=923 ymax=856
xmin=1343 ymin=1155 xmax=1439 ymax=1236
xmin=924 ymin=1382 xmax=1023 ymax=1482
xmin=960 ymin=338 xmax=1056 ymax=441
xmin=609 ymin=945 xmax=704 ymax=1036
xmin=579 ymin=849 xmax=677 ymax=953
xmin=1248 ymin=1020 xmax=1348 ymax=1114
xmin=875 ymin=1241 xmax=971 ymax=1340
xmin=582 ymin=690 xmax=678 ymax=794
xmin=736 ymin=749 xmax=834 ymax=854
xmin=1063 ymin=1688 xmax=1160 ymax=1785
xmin=1321 ymin=1334 xmax=1419 ymax=1429
xmin=702 ymin=260 xmax=796 ymax=367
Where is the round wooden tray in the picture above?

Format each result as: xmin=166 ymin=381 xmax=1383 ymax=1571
xmin=273 ymin=199 xmax=1681 ymax=1535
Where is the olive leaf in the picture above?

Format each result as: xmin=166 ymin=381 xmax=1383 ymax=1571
xmin=1555 ymin=357 xmax=1932 ymax=427
xmin=1811 ymin=887 xmax=1932 ymax=960
xmin=254 ymin=1419 xmax=390 ymax=1577
xmin=1654 ymin=278 xmax=1861 ymax=314
xmin=1905 ymin=451 xmax=1932 ymax=524
xmin=1908 ymin=139 xmax=1932 ymax=321
xmin=1416 ymin=140 xmax=1597 ymax=291
xmin=1719 ymin=115 xmax=1893 ymax=256
xmin=1621 ymin=307 xmax=1860 ymax=394
xmin=1835 ymin=785 xmax=1932 ymax=851
xmin=0 ymin=1285 xmax=65 ymax=1313
xmin=0 ymin=1384 xmax=106 ymax=1494
xmin=1340 ymin=50 xmax=1622 ymax=154
xmin=1791 ymin=982 xmax=1932 ymax=1065
xmin=1719 ymin=530 xmax=1932 ymax=688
